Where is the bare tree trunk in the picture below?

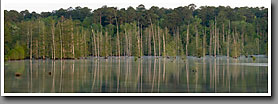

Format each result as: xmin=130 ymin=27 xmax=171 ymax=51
xmin=27 ymin=22 xmax=30 ymax=59
xmin=36 ymin=40 xmax=38 ymax=59
xmin=203 ymin=28 xmax=206 ymax=57
xmin=232 ymin=27 xmax=237 ymax=58
xmin=163 ymin=32 xmax=166 ymax=57
xmin=42 ymin=21 xmax=45 ymax=59
xmin=84 ymin=30 xmax=87 ymax=58
xmin=30 ymin=22 xmax=33 ymax=60
xmin=97 ymin=31 xmax=100 ymax=58
xmin=209 ymin=28 xmax=212 ymax=56
xmin=60 ymin=16 xmax=64 ymax=60
xmin=140 ymin=24 xmax=143 ymax=57
xmin=152 ymin=26 xmax=156 ymax=57
xmin=177 ymin=27 xmax=180 ymax=56
xmin=77 ymin=31 xmax=80 ymax=58
xmin=99 ymin=13 xmax=102 ymax=57
xmin=221 ymin=24 xmax=225 ymax=56
xmin=92 ymin=31 xmax=95 ymax=57
xmin=256 ymin=25 xmax=260 ymax=54
xmin=235 ymin=27 xmax=238 ymax=56
xmin=60 ymin=22 xmax=62 ymax=60
xmin=222 ymin=24 xmax=225 ymax=43
xmin=137 ymin=21 xmax=141 ymax=57
xmin=38 ymin=19 xmax=40 ymax=59
xmin=186 ymin=24 xmax=189 ymax=56
xmin=158 ymin=26 xmax=161 ymax=57
xmin=214 ymin=17 xmax=217 ymax=57
xmin=109 ymin=32 xmax=112 ymax=56
xmin=165 ymin=27 xmax=168 ymax=57
xmin=128 ymin=30 xmax=132 ymax=56
xmin=227 ymin=20 xmax=230 ymax=58
xmin=217 ymin=28 xmax=220 ymax=55
xmin=92 ymin=29 xmax=97 ymax=57
xmin=134 ymin=23 xmax=138 ymax=57
xmin=148 ymin=28 xmax=152 ymax=56
xmin=227 ymin=34 xmax=230 ymax=58
xmin=52 ymin=20 xmax=55 ymax=60
xmin=100 ymin=30 xmax=103 ymax=57
xmin=125 ymin=28 xmax=128 ymax=56
xmin=105 ymin=31 xmax=108 ymax=58
xmin=71 ymin=21 xmax=75 ymax=59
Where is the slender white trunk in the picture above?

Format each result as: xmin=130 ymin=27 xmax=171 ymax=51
xmin=84 ymin=30 xmax=87 ymax=58
xmin=227 ymin=20 xmax=230 ymax=57
xmin=195 ymin=25 xmax=198 ymax=52
xmin=158 ymin=26 xmax=161 ymax=56
xmin=92 ymin=29 xmax=97 ymax=57
xmin=137 ymin=22 xmax=140 ymax=57
xmin=60 ymin=21 xmax=63 ymax=60
xmin=152 ymin=26 xmax=156 ymax=57
xmin=186 ymin=24 xmax=189 ymax=56
xmin=125 ymin=28 xmax=128 ymax=56
xmin=148 ymin=28 xmax=151 ymax=56
xmin=27 ymin=22 xmax=30 ymax=59
xmin=163 ymin=32 xmax=166 ymax=57
xmin=149 ymin=18 xmax=155 ymax=56
xmin=30 ymin=22 xmax=33 ymax=60
xmin=42 ymin=21 xmax=45 ymax=59
xmin=214 ymin=17 xmax=217 ymax=57
xmin=52 ymin=20 xmax=55 ymax=60
xmin=209 ymin=28 xmax=212 ymax=56
xmin=140 ymin=24 xmax=143 ymax=56
xmin=97 ymin=31 xmax=100 ymax=57
xmin=71 ymin=21 xmax=75 ymax=58
xmin=177 ymin=27 xmax=179 ymax=56
xmin=222 ymin=24 xmax=225 ymax=43
xmin=203 ymin=28 xmax=206 ymax=57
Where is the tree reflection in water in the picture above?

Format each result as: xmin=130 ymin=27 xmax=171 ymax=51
xmin=4 ymin=56 xmax=268 ymax=93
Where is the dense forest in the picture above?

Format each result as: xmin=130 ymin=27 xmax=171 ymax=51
xmin=4 ymin=4 xmax=268 ymax=60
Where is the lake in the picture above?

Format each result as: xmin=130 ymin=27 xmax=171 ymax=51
xmin=4 ymin=56 xmax=268 ymax=93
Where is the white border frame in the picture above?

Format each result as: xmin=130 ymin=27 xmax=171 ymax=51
xmin=1 ymin=0 xmax=271 ymax=96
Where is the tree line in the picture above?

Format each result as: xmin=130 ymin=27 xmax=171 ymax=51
xmin=4 ymin=4 xmax=268 ymax=60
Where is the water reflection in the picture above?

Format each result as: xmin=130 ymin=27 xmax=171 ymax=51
xmin=4 ymin=56 xmax=268 ymax=93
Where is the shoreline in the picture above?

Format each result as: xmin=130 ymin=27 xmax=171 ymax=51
xmin=5 ymin=55 xmax=268 ymax=62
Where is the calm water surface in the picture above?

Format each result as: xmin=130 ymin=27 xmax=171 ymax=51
xmin=4 ymin=56 xmax=268 ymax=93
